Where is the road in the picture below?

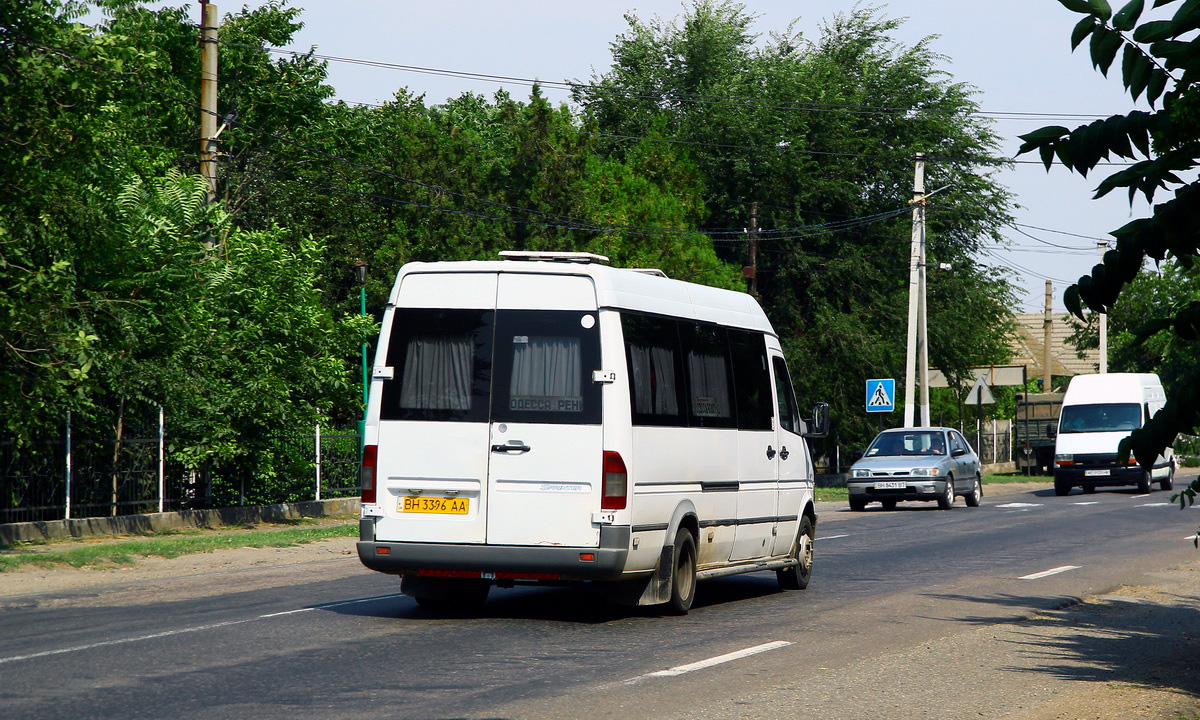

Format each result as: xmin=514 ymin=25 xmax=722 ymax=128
xmin=2 ymin=479 xmax=1198 ymax=719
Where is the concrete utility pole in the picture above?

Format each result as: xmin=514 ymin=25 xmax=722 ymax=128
xmin=744 ymin=201 xmax=758 ymax=296
xmin=1098 ymin=242 xmax=1109 ymax=373
xmin=904 ymin=154 xmax=929 ymax=427
xmin=199 ymin=1 xmax=219 ymax=204
xmin=1043 ymin=280 xmax=1053 ymax=391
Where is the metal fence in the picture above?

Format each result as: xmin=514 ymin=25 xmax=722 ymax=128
xmin=1 ymin=409 xmax=362 ymax=525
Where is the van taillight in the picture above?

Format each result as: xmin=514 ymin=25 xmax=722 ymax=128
xmin=602 ymin=451 xmax=628 ymax=510
xmin=361 ymin=445 xmax=378 ymax=504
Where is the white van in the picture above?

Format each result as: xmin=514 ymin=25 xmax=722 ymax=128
xmin=1052 ymin=373 xmax=1174 ymax=495
xmin=357 ymin=251 xmax=829 ymax=614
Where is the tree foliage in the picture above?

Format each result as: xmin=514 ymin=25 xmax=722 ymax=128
xmin=0 ymin=0 xmax=1026 ymax=496
xmin=1017 ymin=0 xmax=1200 ymax=507
xmin=577 ymin=1 xmax=1018 ymax=445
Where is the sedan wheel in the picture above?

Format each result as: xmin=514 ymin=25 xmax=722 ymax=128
xmin=937 ymin=476 xmax=955 ymax=510
xmin=965 ymin=475 xmax=982 ymax=507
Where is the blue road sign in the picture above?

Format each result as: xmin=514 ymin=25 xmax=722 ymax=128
xmin=866 ymin=378 xmax=895 ymax=413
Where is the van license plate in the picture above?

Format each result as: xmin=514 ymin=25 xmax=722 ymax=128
xmin=400 ymin=496 xmax=469 ymax=514
xmin=875 ymin=481 xmax=907 ymax=489
xmin=1084 ymin=469 xmax=1110 ymax=477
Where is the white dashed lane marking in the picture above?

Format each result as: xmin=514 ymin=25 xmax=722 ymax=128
xmin=1019 ymin=565 xmax=1081 ymax=580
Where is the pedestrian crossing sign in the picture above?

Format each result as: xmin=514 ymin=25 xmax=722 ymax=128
xmin=866 ymin=378 xmax=895 ymax=413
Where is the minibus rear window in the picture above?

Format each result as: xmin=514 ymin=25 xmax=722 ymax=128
xmin=492 ymin=310 xmax=601 ymax=425
xmin=380 ymin=309 xmax=494 ymax=423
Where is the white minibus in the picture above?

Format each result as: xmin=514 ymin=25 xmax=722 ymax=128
xmin=357 ymin=251 xmax=828 ymax=614
xmin=1052 ymin=372 xmax=1174 ymax=495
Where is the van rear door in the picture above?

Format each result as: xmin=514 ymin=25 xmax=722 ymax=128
xmin=372 ymin=273 xmax=498 ymax=545
xmin=485 ymin=273 xmax=604 ymax=548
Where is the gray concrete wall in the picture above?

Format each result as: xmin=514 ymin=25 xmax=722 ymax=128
xmin=0 ymin=498 xmax=361 ymax=546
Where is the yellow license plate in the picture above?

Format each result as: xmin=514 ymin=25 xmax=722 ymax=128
xmin=400 ymin=496 xmax=469 ymax=515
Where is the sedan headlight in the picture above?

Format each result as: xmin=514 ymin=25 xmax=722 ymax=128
xmin=910 ymin=467 xmax=939 ymax=477
xmin=851 ymin=468 xmax=873 ymax=478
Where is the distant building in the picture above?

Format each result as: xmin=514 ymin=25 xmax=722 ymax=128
xmin=1009 ymin=313 xmax=1102 ymax=388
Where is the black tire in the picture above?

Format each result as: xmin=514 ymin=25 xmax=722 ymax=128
xmin=777 ymin=516 xmax=815 ymax=591
xmin=965 ymin=475 xmax=982 ymax=507
xmin=1137 ymin=471 xmax=1152 ymax=494
xmin=937 ymin=476 xmax=955 ymax=510
xmin=1054 ymin=477 xmax=1071 ymax=496
xmin=849 ymin=497 xmax=867 ymax=512
xmin=667 ymin=528 xmax=697 ymax=615
xmin=1161 ymin=462 xmax=1175 ymax=492
xmin=880 ymin=499 xmax=898 ymax=511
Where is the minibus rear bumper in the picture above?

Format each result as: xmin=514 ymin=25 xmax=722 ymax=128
xmin=357 ymin=525 xmax=631 ymax=579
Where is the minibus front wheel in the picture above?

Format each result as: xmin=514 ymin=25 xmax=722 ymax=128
xmin=777 ymin=515 xmax=814 ymax=591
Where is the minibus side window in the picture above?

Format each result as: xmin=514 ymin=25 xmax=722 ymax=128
xmin=772 ymin=356 xmax=801 ymax=435
xmin=381 ymin=308 xmax=494 ymax=423
xmin=681 ymin=322 xmax=736 ymax=429
xmin=728 ymin=331 xmax=772 ymax=431
xmin=623 ymin=313 xmax=686 ymax=427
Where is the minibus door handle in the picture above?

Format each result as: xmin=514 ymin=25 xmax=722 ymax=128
xmin=779 ymin=446 xmax=790 ymax=461
xmin=766 ymin=445 xmax=776 ymax=460
xmin=492 ymin=443 xmax=531 ymax=453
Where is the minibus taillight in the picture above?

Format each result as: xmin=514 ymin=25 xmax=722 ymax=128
xmin=602 ymin=451 xmax=628 ymax=510
xmin=361 ymin=444 xmax=378 ymax=504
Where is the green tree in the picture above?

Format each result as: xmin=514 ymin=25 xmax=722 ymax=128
xmin=578 ymin=1 xmax=1018 ymax=447
xmin=1016 ymin=0 xmax=1200 ymax=508
xmin=0 ymin=2 xmax=372 ymax=500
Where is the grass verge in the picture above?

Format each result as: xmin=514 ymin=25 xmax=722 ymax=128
xmin=984 ymin=473 xmax=1050 ymax=484
xmin=0 ymin=522 xmax=357 ymax=572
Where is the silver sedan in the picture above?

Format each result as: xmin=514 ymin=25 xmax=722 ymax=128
xmin=847 ymin=427 xmax=983 ymax=511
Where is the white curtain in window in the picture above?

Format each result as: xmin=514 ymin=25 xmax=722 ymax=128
xmin=629 ymin=345 xmax=679 ymax=416
xmin=399 ymin=335 xmax=473 ymax=410
xmin=688 ymin=352 xmax=731 ymax=418
xmin=630 ymin=345 xmax=652 ymax=414
xmin=511 ymin=336 xmax=581 ymax=402
xmin=652 ymin=347 xmax=678 ymax=415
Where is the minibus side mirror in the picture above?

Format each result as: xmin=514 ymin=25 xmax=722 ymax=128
xmin=802 ymin=402 xmax=830 ymax=439
xmin=1046 ymin=425 xmax=1057 ymax=439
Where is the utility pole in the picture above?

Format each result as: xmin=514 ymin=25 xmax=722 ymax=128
xmin=1098 ymin=242 xmax=1108 ymax=373
xmin=1043 ymin=280 xmax=1053 ymax=391
xmin=199 ymin=1 xmax=219 ymax=204
xmin=744 ymin=201 xmax=758 ymax=296
xmin=904 ymin=154 xmax=928 ymax=427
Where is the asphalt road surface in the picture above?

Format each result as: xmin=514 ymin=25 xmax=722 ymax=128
xmin=2 ymin=479 xmax=1198 ymax=720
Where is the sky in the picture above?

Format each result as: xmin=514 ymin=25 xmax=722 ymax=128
xmin=214 ymin=1 xmax=1157 ymax=311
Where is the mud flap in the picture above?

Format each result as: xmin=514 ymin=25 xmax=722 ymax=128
xmin=636 ymin=543 xmax=675 ymax=606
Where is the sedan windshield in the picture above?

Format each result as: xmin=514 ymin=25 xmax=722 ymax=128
xmin=865 ymin=431 xmax=945 ymax=457
xmin=1059 ymin=403 xmax=1141 ymax=433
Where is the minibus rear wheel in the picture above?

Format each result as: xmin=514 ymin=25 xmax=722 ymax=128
xmin=667 ymin=528 xmax=697 ymax=615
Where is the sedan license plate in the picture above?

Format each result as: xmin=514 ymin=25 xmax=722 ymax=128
xmin=400 ymin=496 xmax=469 ymax=514
xmin=1084 ymin=469 xmax=1110 ymax=477
xmin=875 ymin=481 xmax=907 ymax=490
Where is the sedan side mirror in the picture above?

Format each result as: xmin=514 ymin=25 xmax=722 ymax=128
xmin=951 ymin=447 xmax=967 ymax=457
xmin=802 ymin=402 xmax=830 ymax=439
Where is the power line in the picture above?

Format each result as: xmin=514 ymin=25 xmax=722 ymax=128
xmin=232 ymin=42 xmax=1118 ymax=124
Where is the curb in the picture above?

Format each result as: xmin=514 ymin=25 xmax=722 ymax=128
xmin=0 ymin=498 xmax=361 ymax=546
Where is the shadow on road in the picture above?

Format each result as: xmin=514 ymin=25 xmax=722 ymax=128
xmin=322 ymin=573 xmax=789 ymax=624
xmin=923 ymin=588 xmax=1200 ymax=701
